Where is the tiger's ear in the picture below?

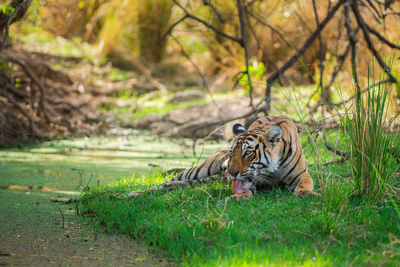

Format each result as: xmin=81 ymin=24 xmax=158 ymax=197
xmin=233 ymin=123 xmax=246 ymax=135
xmin=266 ymin=125 xmax=282 ymax=143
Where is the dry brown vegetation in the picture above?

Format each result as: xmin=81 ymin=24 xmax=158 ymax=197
xmin=0 ymin=0 xmax=399 ymax=144
xmin=37 ymin=1 xmax=400 ymax=106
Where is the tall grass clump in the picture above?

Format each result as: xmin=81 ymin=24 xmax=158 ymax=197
xmin=343 ymin=71 xmax=399 ymax=202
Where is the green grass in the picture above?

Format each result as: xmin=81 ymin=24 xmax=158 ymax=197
xmin=343 ymin=73 xmax=399 ymax=202
xmin=79 ymin=132 xmax=400 ymax=266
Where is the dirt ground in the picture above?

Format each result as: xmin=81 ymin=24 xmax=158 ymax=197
xmin=0 ymin=188 xmax=172 ymax=266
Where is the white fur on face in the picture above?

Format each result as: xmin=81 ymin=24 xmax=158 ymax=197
xmin=241 ymin=140 xmax=254 ymax=153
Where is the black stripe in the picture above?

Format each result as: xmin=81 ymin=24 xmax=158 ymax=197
xmin=281 ymin=152 xmax=302 ymax=182
xmin=279 ymin=133 xmax=293 ymax=168
xmin=266 ymin=117 xmax=271 ymax=121
xmin=218 ymin=154 xmax=230 ymax=169
xmin=263 ymin=149 xmax=269 ymax=164
xmin=186 ymin=167 xmax=196 ymax=181
xmin=276 ymin=120 xmax=287 ymax=126
xmin=279 ymin=137 xmax=288 ymax=161
xmin=207 ymin=160 xmax=215 ymax=176
xmin=280 ymin=146 xmax=292 ymax=168
xmin=193 ymin=163 xmax=204 ymax=180
xmin=255 ymin=162 xmax=267 ymax=168
xmin=257 ymin=120 xmax=262 ymax=124
xmin=176 ymin=172 xmax=183 ymax=181
xmin=288 ymin=169 xmax=306 ymax=187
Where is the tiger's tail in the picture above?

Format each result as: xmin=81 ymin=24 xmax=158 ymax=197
xmin=127 ymin=147 xmax=230 ymax=198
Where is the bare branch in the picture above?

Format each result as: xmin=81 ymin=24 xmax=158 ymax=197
xmin=263 ymin=0 xmax=347 ymax=113
xmin=312 ymin=0 xmax=327 ymax=104
xmin=322 ymin=157 xmax=348 ymax=166
xmin=309 ymin=41 xmax=352 ymax=112
xmin=159 ymin=15 xmax=189 ymax=44
xmin=0 ymin=0 xmax=31 ymax=51
xmin=245 ymin=10 xmax=284 ymax=85
xmin=317 ymin=130 xmax=349 ymax=157
xmin=202 ymin=0 xmax=225 ymax=24
xmin=171 ymin=0 xmax=242 ymax=45
xmin=351 ymin=0 xmax=397 ymax=83
xmin=363 ymin=0 xmax=383 ymax=21
xmin=331 ymin=79 xmax=390 ymax=107
xmin=246 ymin=0 xmax=262 ymax=7
xmin=365 ymin=24 xmax=400 ymax=50
xmin=345 ymin=1 xmax=361 ymax=93
xmin=170 ymin=34 xmax=208 ymax=88
xmin=237 ymin=0 xmax=254 ymax=108
xmin=246 ymin=10 xmax=295 ymax=51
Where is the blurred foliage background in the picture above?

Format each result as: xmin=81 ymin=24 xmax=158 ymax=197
xmin=1 ymin=0 xmax=399 ymax=143
xmin=28 ymin=0 xmax=399 ymax=88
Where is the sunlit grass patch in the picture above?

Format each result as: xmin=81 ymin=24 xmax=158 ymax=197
xmin=16 ymin=29 xmax=99 ymax=62
xmin=99 ymin=90 xmax=246 ymax=123
xmin=112 ymin=172 xmax=175 ymax=192
xmin=80 ymin=158 xmax=400 ymax=266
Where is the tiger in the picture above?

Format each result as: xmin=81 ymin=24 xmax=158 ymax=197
xmin=128 ymin=115 xmax=318 ymax=199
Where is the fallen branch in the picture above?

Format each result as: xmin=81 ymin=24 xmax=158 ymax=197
xmin=1 ymin=89 xmax=41 ymax=137
xmin=3 ymin=54 xmax=74 ymax=131
xmin=316 ymin=130 xmax=349 ymax=158
xmin=322 ymin=157 xmax=348 ymax=166
xmin=0 ymin=46 xmax=105 ymax=145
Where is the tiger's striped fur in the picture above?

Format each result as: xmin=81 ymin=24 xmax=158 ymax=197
xmin=128 ymin=115 xmax=317 ymax=199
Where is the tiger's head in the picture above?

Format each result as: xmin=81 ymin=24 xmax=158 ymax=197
xmin=227 ymin=123 xmax=285 ymax=194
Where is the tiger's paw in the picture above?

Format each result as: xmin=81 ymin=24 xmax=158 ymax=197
xmin=228 ymin=191 xmax=253 ymax=201
xmin=294 ymin=190 xmax=321 ymax=198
